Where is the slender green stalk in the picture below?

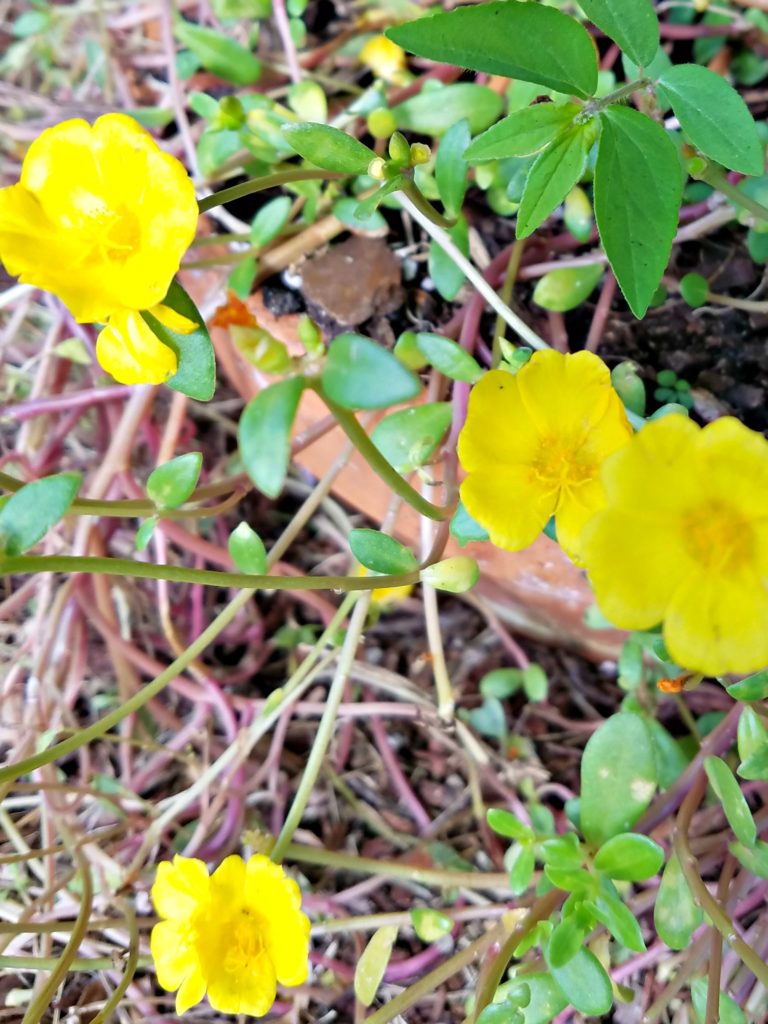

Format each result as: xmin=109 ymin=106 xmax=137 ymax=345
xmin=396 ymin=190 xmax=549 ymax=351
xmin=88 ymin=904 xmax=139 ymax=1024
xmin=0 ymin=554 xmax=419 ymax=593
xmin=582 ymin=76 xmax=652 ymax=115
xmin=697 ymin=165 xmax=768 ymax=223
xmin=0 ymin=587 xmax=255 ymax=786
xmin=315 ymin=388 xmax=454 ymax=521
xmin=0 ymin=955 xmax=153 ymax=972
xmin=399 ymin=178 xmax=457 ymax=230
xmin=271 ymin=594 xmax=371 ymax=861
xmin=282 ymin=842 xmax=512 ymax=889
xmin=21 ymin=847 xmax=92 ymax=1024
xmin=198 ymin=170 xmax=342 ymax=213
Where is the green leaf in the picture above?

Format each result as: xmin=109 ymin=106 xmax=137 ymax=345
xmin=371 ymin=403 xmax=452 ymax=472
xmin=594 ymin=106 xmax=682 ymax=318
xmin=0 ymin=473 xmax=81 ymax=556
xmin=548 ymin=948 xmax=613 ymax=1017
xmin=487 ymin=808 xmax=535 ymax=842
xmin=505 ymin=842 xmax=536 ymax=896
xmin=135 ymin=516 xmax=158 ymax=552
xmin=143 ymin=280 xmax=216 ymax=401
xmin=481 ymin=669 xmax=524 ymax=700
xmin=540 ymin=834 xmax=583 ymax=868
xmin=544 ymin=865 xmax=594 ymax=893
xmin=410 ymin=908 xmax=453 ymax=943
xmin=146 ymin=453 xmax=202 ymax=510
xmin=229 ymin=256 xmax=258 ymax=300
xmin=250 ymin=195 xmax=292 ymax=247
xmin=322 ymin=333 xmax=421 ymax=410
xmin=354 ymin=926 xmax=398 ymax=1007
xmin=392 ymin=84 xmax=502 ymax=137
xmin=282 ymin=122 xmax=374 ymax=174
xmin=386 ymin=3 xmax=598 ymax=98
xmin=509 ymin=974 xmax=567 ymax=1024
xmin=580 ymin=713 xmax=657 ymax=845
xmin=516 ymin=125 xmax=592 ymax=239
xmin=238 ymin=377 xmax=304 ymax=498
xmin=594 ymin=885 xmax=646 ymax=953
xmin=429 ymin=217 xmax=469 ymax=301
xmin=577 ymin=0 xmax=659 ymax=67
xmin=737 ymin=707 xmax=768 ymax=763
xmin=646 ymin=718 xmax=690 ymax=789
xmin=460 ymin=696 xmax=508 ymax=741
xmin=704 ymin=755 xmax=756 ymax=847
xmin=436 ymin=119 xmax=471 ymax=217
xmin=679 ymin=272 xmax=709 ymax=308
xmin=228 ymin=523 xmax=267 ymax=575
xmin=730 ymin=839 xmax=768 ymax=879
xmin=415 ymin=333 xmax=483 ymax=384
xmin=523 ymin=664 xmax=548 ymax=703
xmin=332 ymin=197 xmax=388 ymax=233
xmin=593 ymin=833 xmax=664 ymax=881
xmin=465 ymin=103 xmax=580 ymax=162
xmin=727 ymin=670 xmax=768 ymax=701
xmin=174 ymin=18 xmax=261 ymax=85
xmin=548 ymin=914 xmax=590 ymax=968
xmin=737 ymin=746 xmax=768 ymax=782
xmin=349 ymin=529 xmax=418 ymax=575
xmin=658 ymin=64 xmax=764 ymax=176
xmin=450 ymin=501 xmax=489 ymax=547
xmin=654 ymin=853 xmax=702 ymax=949
xmin=691 ymin=978 xmax=747 ymax=1024
xmin=532 ymin=263 xmax=604 ymax=312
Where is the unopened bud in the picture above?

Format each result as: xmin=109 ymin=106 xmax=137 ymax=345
xmin=388 ymin=131 xmax=411 ymax=165
xmin=420 ymin=556 xmax=479 ymax=594
xmin=215 ymin=95 xmax=246 ymax=130
xmin=409 ymin=142 xmax=431 ymax=166
xmin=367 ymin=108 xmax=397 ymax=140
xmin=297 ymin=314 xmax=324 ymax=355
xmin=231 ymin=325 xmax=293 ymax=373
xmin=368 ymin=156 xmax=388 ymax=180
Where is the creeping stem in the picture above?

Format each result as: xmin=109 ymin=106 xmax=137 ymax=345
xmin=198 ymin=170 xmax=343 ymax=213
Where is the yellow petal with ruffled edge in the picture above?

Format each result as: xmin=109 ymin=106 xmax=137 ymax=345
xmin=96 ymin=309 xmax=179 ymax=384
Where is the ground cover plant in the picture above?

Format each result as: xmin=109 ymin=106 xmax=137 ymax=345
xmin=2 ymin=0 xmax=768 ymax=1021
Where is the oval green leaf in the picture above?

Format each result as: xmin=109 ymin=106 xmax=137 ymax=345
xmin=593 ymin=833 xmax=664 ymax=881
xmin=429 ymin=217 xmax=469 ymax=301
xmin=465 ymin=103 xmax=580 ymax=162
xmin=392 ymin=84 xmax=502 ymax=137
xmin=516 ymin=125 xmax=592 ymax=239
xmin=228 ymin=523 xmax=267 ymax=575
xmin=386 ymin=3 xmax=598 ymax=98
xmin=415 ymin=333 xmax=483 ymax=384
xmin=737 ymin=746 xmax=768 ymax=782
xmin=654 ymin=853 xmax=702 ymax=949
xmin=371 ymin=403 xmax=452 ymax=472
xmin=175 ymin=18 xmax=261 ymax=85
xmin=436 ymin=119 xmax=471 ymax=217
xmin=727 ymin=670 xmax=768 ymax=701
xmin=737 ymin=706 xmax=768 ymax=763
xmin=580 ymin=713 xmax=657 ymax=845
xmin=658 ymin=63 xmax=764 ymax=176
xmin=704 ymin=755 xmax=757 ymax=847
xmin=142 ymin=280 xmax=216 ymax=402
xmin=282 ymin=122 xmax=375 ymax=174
xmin=354 ymin=925 xmax=398 ymax=1007
xmin=487 ymin=808 xmax=535 ymax=842
xmin=238 ymin=377 xmax=305 ymax=498
xmin=250 ymin=195 xmax=292 ymax=248
xmin=594 ymin=106 xmax=682 ymax=318
xmin=349 ymin=528 xmax=419 ymax=575
xmin=532 ymin=263 xmax=604 ymax=312
xmin=146 ymin=452 xmax=202 ymax=510
xmin=548 ymin=947 xmax=613 ymax=1017
xmin=0 ymin=473 xmax=81 ymax=556
xmin=321 ymin=333 xmax=421 ymax=410
xmin=577 ymin=0 xmax=659 ymax=67
xmin=594 ymin=885 xmax=646 ymax=953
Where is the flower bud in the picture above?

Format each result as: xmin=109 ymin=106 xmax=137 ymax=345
xmin=367 ymin=108 xmax=397 ymax=140
xmin=214 ymin=95 xmax=246 ymax=130
xmin=388 ymin=131 xmax=411 ymax=165
xmin=420 ymin=556 xmax=479 ymax=594
xmin=297 ymin=314 xmax=324 ymax=355
xmin=368 ymin=156 xmax=388 ymax=180
xmin=231 ymin=325 xmax=293 ymax=373
xmin=409 ymin=142 xmax=431 ymax=166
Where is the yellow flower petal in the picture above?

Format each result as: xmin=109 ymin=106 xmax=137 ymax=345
xmin=457 ymin=369 xmax=540 ymax=473
xmin=206 ymin=947 xmax=277 ymax=1016
xmin=0 ymin=113 xmax=197 ymax=321
xmin=461 ymin=465 xmax=556 ymax=552
xmin=516 ymin=349 xmax=613 ymax=440
xmin=360 ymin=35 xmax=407 ymax=82
xmin=665 ymin=568 xmax=768 ymax=676
xmin=151 ymin=856 xmax=210 ymax=922
xmin=150 ymin=303 xmax=197 ymax=334
xmin=96 ymin=310 xmax=178 ymax=384
xmin=176 ymin=968 xmax=207 ymax=1016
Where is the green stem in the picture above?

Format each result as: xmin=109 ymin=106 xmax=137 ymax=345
xmin=282 ymin=842 xmax=512 ymax=889
xmin=271 ymin=594 xmax=371 ymax=862
xmin=399 ymin=178 xmax=457 ymax=230
xmin=21 ymin=846 xmax=92 ymax=1024
xmin=315 ymin=387 xmax=454 ymax=521
xmin=0 ymin=955 xmax=152 ymax=972
xmin=0 ymin=587 xmax=256 ymax=786
xmin=673 ymin=772 xmax=768 ymax=990
xmin=198 ymin=170 xmax=342 ymax=213
xmin=396 ymin=190 xmax=549 ymax=351
xmin=88 ymin=904 xmax=139 ymax=1024
xmin=582 ymin=77 xmax=652 ymax=116
xmin=697 ymin=165 xmax=768 ymax=223
xmin=0 ymin=554 xmax=420 ymax=593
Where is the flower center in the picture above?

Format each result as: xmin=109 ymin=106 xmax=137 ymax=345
xmin=101 ymin=208 xmax=141 ymax=262
xmin=682 ymin=500 xmax=754 ymax=571
xmin=222 ymin=907 xmax=265 ymax=974
xmin=532 ymin=438 xmax=596 ymax=492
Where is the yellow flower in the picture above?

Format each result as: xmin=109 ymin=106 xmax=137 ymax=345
xmin=457 ymin=350 xmax=632 ymax=564
xmin=150 ymin=853 xmax=311 ymax=1016
xmin=96 ymin=305 xmax=196 ymax=385
xmin=360 ymin=35 xmax=407 ymax=83
xmin=358 ymin=564 xmax=413 ymax=607
xmin=582 ymin=414 xmax=768 ymax=676
xmin=0 ymin=113 xmax=197 ymax=323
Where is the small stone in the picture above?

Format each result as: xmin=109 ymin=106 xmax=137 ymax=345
xmin=300 ymin=235 xmax=403 ymax=327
